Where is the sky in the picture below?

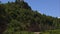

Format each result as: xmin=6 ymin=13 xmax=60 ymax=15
xmin=0 ymin=0 xmax=60 ymax=17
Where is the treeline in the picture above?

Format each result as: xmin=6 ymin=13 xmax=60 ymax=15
xmin=0 ymin=1 xmax=60 ymax=34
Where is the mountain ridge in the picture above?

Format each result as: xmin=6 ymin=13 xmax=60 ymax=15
xmin=0 ymin=1 xmax=60 ymax=34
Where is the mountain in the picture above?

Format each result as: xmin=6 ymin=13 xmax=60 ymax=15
xmin=0 ymin=1 xmax=60 ymax=34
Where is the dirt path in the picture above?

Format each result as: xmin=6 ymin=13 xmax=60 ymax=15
xmin=34 ymin=32 xmax=40 ymax=34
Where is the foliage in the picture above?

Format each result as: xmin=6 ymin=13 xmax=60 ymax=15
xmin=39 ymin=29 xmax=60 ymax=34
xmin=0 ymin=0 xmax=60 ymax=34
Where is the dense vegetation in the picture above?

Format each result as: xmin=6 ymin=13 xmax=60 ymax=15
xmin=0 ymin=0 xmax=60 ymax=34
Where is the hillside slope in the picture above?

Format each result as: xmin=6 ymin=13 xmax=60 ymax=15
xmin=0 ymin=1 xmax=60 ymax=34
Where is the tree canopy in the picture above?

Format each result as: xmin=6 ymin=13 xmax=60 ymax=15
xmin=0 ymin=1 xmax=60 ymax=34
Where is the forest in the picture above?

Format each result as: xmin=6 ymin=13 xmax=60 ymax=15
xmin=0 ymin=0 xmax=60 ymax=34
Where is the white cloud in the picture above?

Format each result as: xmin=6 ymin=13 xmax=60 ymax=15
xmin=58 ymin=17 xmax=60 ymax=18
